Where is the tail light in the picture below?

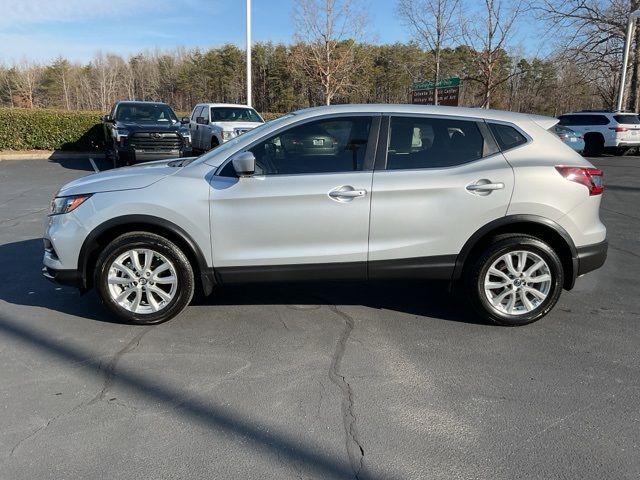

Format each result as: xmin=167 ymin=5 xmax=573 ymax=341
xmin=610 ymin=126 xmax=629 ymax=132
xmin=555 ymin=166 xmax=604 ymax=195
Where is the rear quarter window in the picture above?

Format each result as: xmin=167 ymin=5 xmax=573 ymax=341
xmin=613 ymin=114 xmax=640 ymax=125
xmin=488 ymin=123 xmax=528 ymax=151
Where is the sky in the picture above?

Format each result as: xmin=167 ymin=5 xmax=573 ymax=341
xmin=0 ymin=0 xmax=543 ymax=64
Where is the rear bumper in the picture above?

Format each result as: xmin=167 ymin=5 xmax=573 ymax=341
xmin=576 ymin=239 xmax=608 ymax=277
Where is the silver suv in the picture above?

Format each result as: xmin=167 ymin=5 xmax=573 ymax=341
xmin=43 ymin=105 xmax=607 ymax=326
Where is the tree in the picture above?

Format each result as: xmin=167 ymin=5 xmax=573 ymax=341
xmin=537 ymin=0 xmax=636 ymax=109
xmin=291 ymin=0 xmax=368 ymax=105
xmin=462 ymin=0 xmax=523 ymax=108
xmin=397 ymin=0 xmax=461 ymax=104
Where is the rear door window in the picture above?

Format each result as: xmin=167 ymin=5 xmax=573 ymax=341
xmin=385 ymin=116 xmax=485 ymax=170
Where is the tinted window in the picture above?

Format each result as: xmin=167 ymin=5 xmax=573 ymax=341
xmin=242 ymin=116 xmax=372 ymax=175
xmin=614 ymin=114 xmax=640 ymax=125
xmin=489 ymin=123 xmax=528 ymax=151
xmin=211 ymin=107 xmax=263 ymax=123
xmin=559 ymin=114 xmax=609 ymax=126
xmin=385 ymin=117 xmax=484 ymax=170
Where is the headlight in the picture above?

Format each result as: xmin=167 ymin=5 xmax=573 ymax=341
xmin=50 ymin=194 xmax=92 ymax=216
xmin=179 ymin=130 xmax=191 ymax=146
xmin=221 ymin=130 xmax=235 ymax=141
xmin=115 ymin=129 xmax=129 ymax=142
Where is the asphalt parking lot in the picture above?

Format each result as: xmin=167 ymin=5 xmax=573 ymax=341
xmin=0 ymin=155 xmax=638 ymax=480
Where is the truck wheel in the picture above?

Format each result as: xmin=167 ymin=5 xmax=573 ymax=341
xmin=94 ymin=232 xmax=195 ymax=324
xmin=211 ymin=138 xmax=220 ymax=151
xmin=465 ymin=235 xmax=564 ymax=326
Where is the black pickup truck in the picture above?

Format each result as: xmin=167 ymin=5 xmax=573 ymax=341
xmin=103 ymin=101 xmax=193 ymax=168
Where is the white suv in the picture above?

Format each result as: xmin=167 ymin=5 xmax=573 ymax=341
xmin=189 ymin=103 xmax=264 ymax=152
xmin=43 ymin=104 xmax=607 ymax=326
xmin=557 ymin=110 xmax=640 ymax=155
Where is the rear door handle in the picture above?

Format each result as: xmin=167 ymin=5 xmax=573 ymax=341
xmin=328 ymin=186 xmax=367 ymax=202
xmin=466 ymin=181 xmax=505 ymax=193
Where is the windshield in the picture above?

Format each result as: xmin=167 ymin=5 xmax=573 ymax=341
xmin=115 ymin=104 xmax=178 ymax=123
xmin=192 ymin=114 xmax=294 ymax=166
xmin=211 ymin=107 xmax=263 ymax=123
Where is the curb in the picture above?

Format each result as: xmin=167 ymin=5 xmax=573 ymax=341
xmin=0 ymin=151 xmax=105 ymax=161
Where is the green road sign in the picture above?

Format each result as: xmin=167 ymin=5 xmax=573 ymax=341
xmin=412 ymin=77 xmax=461 ymax=90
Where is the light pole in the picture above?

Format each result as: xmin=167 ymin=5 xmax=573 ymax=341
xmin=616 ymin=10 xmax=640 ymax=112
xmin=246 ymin=0 xmax=252 ymax=108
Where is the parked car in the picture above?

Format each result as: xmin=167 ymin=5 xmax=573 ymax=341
xmin=189 ymin=103 xmax=264 ymax=152
xmin=552 ymin=124 xmax=585 ymax=154
xmin=44 ymin=104 xmax=607 ymax=326
xmin=557 ymin=110 xmax=640 ymax=156
xmin=103 ymin=101 xmax=192 ymax=168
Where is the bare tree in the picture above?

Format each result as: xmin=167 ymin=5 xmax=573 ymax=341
xmin=537 ymin=0 xmax=636 ymax=108
xmin=462 ymin=0 xmax=524 ymax=108
xmin=291 ymin=0 xmax=368 ymax=105
xmin=13 ymin=60 xmax=42 ymax=108
xmin=397 ymin=0 xmax=461 ymax=104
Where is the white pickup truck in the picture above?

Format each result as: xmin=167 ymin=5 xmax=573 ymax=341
xmin=188 ymin=103 xmax=265 ymax=152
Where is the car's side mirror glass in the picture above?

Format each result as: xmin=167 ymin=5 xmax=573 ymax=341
xmin=232 ymin=152 xmax=256 ymax=177
xmin=181 ymin=116 xmax=190 ymax=124
xmin=103 ymin=114 xmax=114 ymax=123
xmin=196 ymin=116 xmax=206 ymax=125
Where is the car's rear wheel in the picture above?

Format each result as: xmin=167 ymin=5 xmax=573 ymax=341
xmin=584 ymin=134 xmax=604 ymax=156
xmin=465 ymin=235 xmax=564 ymax=326
xmin=95 ymin=232 xmax=194 ymax=324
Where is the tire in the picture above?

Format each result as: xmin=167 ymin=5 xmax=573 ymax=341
xmin=614 ymin=147 xmax=628 ymax=156
xmin=210 ymin=137 xmax=220 ymax=151
xmin=584 ymin=134 xmax=604 ymax=156
xmin=112 ymin=142 xmax=122 ymax=169
xmin=94 ymin=232 xmax=195 ymax=324
xmin=465 ymin=235 xmax=564 ymax=326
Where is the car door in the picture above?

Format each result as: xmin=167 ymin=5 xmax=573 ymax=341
xmin=209 ymin=115 xmax=379 ymax=282
xmin=189 ymin=105 xmax=203 ymax=150
xmin=368 ymin=114 xmax=514 ymax=279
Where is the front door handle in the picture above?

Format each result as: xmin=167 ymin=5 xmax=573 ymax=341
xmin=328 ymin=186 xmax=367 ymax=202
xmin=466 ymin=180 xmax=505 ymax=195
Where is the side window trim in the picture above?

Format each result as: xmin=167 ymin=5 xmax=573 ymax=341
xmin=215 ymin=113 xmax=382 ymax=177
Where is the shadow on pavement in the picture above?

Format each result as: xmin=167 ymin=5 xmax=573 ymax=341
xmin=48 ymin=152 xmax=111 ymax=172
xmin=0 ymin=238 xmax=484 ymax=326
xmin=0 ymin=312 xmax=381 ymax=480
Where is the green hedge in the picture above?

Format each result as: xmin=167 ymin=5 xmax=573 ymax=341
xmin=0 ymin=108 xmax=104 ymax=151
xmin=0 ymin=108 xmax=286 ymax=151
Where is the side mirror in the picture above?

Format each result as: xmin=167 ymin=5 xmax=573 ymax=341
xmin=196 ymin=116 xmax=206 ymax=125
xmin=103 ymin=114 xmax=114 ymax=123
xmin=181 ymin=116 xmax=190 ymax=124
xmin=232 ymin=152 xmax=256 ymax=177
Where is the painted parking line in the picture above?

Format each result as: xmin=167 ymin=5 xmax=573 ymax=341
xmin=89 ymin=157 xmax=100 ymax=173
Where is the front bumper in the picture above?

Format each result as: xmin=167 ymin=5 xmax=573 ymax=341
xmin=42 ymin=266 xmax=84 ymax=289
xmin=116 ymin=146 xmax=193 ymax=162
xmin=576 ymin=239 xmax=608 ymax=277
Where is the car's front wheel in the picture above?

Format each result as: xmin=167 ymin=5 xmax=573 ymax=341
xmin=94 ymin=232 xmax=194 ymax=324
xmin=466 ymin=235 xmax=564 ymax=326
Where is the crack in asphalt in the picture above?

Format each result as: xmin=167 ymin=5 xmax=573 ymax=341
xmin=8 ymin=327 xmax=153 ymax=457
xmin=326 ymin=304 xmax=365 ymax=480
xmin=88 ymin=326 xmax=154 ymax=405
